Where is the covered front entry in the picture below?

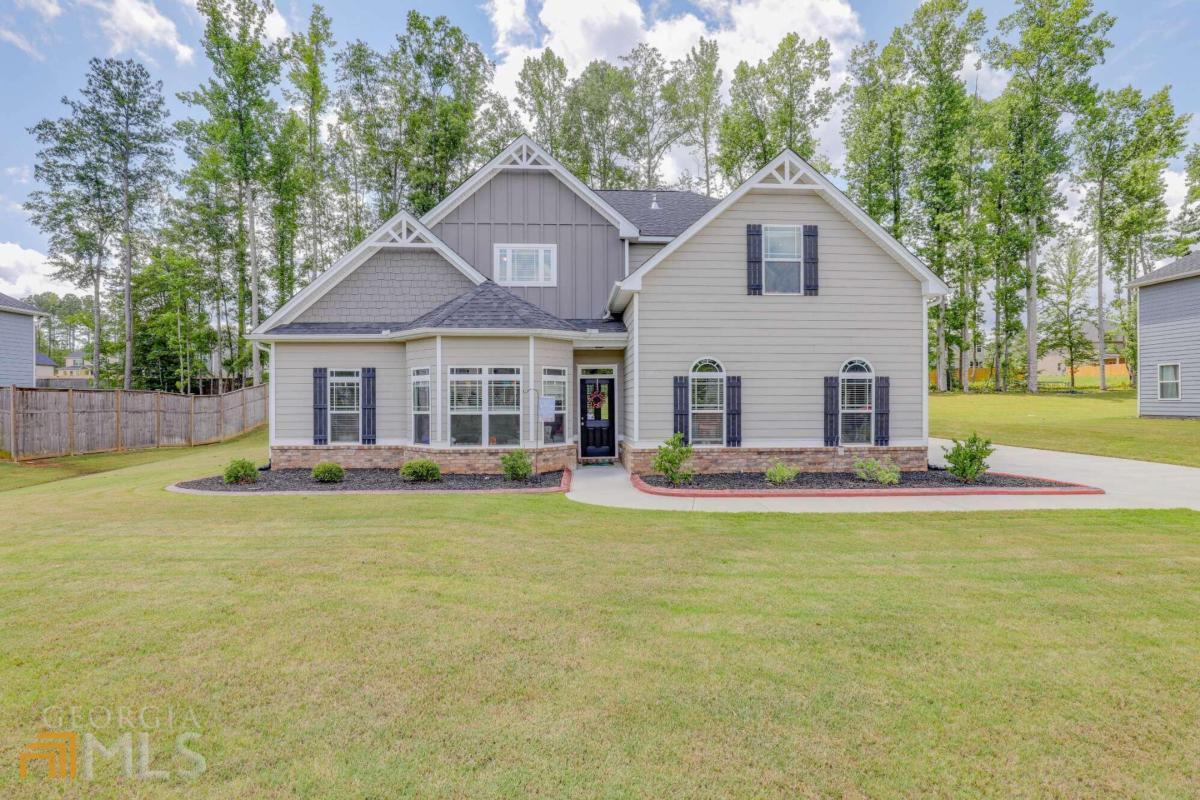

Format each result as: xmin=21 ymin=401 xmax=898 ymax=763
xmin=579 ymin=372 xmax=617 ymax=458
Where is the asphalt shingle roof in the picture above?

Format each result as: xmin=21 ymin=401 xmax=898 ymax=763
xmin=266 ymin=282 xmax=627 ymax=336
xmin=1129 ymin=250 xmax=1200 ymax=287
xmin=0 ymin=291 xmax=41 ymax=314
xmin=36 ymin=352 xmax=58 ymax=367
xmin=593 ymin=189 xmax=718 ymax=237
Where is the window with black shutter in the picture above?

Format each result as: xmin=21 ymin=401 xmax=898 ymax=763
xmin=673 ymin=375 xmax=689 ymax=443
xmin=746 ymin=224 xmax=763 ymax=295
xmin=313 ymin=367 xmax=328 ymax=445
xmin=361 ymin=367 xmax=377 ymax=445
xmin=726 ymin=375 xmax=742 ymax=447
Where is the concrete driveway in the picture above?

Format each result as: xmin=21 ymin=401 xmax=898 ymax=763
xmin=566 ymin=439 xmax=1200 ymax=514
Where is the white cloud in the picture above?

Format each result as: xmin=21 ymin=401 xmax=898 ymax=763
xmin=485 ymin=0 xmax=864 ymax=180
xmin=1164 ymin=167 xmax=1187 ymax=217
xmin=16 ymin=0 xmax=63 ymax=21
xmin=0 ymin=242 xmax=75 ymax=298
xmin=5 ymin=166 xmax=32 ymax=185
xmin=176 ymin=0 xmax=288 ymax=41
xmin=79 ymin=0 xmax=194 ymax=64
xmin=959 ymin=49 xmax=1008 ymax=101
xmin=0 ymin=27 xmax=44 ymax=60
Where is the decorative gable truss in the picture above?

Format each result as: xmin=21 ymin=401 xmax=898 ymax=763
xmin=498 ymin=140 xmax=553 ymax=168
xmin=755 ymin=155 xmax=820 ymax=189
xmin=252 ymin=210 xmax=486 ymax=333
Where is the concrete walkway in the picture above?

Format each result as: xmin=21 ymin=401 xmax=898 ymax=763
xmin=566 ymin=440 xmax=1200 ymax=514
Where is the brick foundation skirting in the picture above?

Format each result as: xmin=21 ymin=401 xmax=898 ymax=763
xmin=619 ymin=442 xmax=928 ymax=475
xmin=270 ymin=443 xmax=576 ymax=474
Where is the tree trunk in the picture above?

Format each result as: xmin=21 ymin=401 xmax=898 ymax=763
xmin=249 ymin=185 xmax=262 ymax=386
xmin=961 ymin=319 xmax=972 ymax=394
xmin=121 ymin=175 xmax=134 ymax=391
xmin=1025 ymin=235 xmax=1039 ymax=393
xmin=92 ymin=257 xmax=102 ymax=389
xmin=935 ymin=300 xmax=948 ymax=392
xmin=1096 ymin=185 xmax=1107 ymax=391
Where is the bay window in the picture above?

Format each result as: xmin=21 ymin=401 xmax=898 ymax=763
xmin=449 ymin=366 xmax=523 ymax=447
xmin=542 ymin=367 xmax=567 ymax=444
xmin=411 ymin=367 xmax=431 ymax=444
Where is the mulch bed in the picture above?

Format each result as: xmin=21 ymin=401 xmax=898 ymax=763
xmin=636 ymin=466 xmax=1103 ymax=497
xmin=176 ymin=468 xmax=567 ymax=494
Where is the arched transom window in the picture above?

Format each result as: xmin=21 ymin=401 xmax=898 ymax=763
xmin=840 ymin=359 xmax=874 ymax=445
xmin=690 ymin=358 xmax=725 ymax=445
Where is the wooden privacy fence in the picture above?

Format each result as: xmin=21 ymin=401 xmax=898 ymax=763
xmin=0 ymin=384 xmax=267 ymax=461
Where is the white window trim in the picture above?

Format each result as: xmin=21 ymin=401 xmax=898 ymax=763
xmin=494 ymin=243 xmax=557 ymax=287
xmin=688 ymin=358 xmax=726 ymax=447
xmin=411 ymin=366 xmax=432 ymax=445
xmin=328 ymin=368 xmax=362 ymax=445
xmin=447 ymin=365 xmax=524 ymax=448
xmin=1157 ymin=363 xmax=1182 ymax=401
xmin=762 ymin=223 xmax=805 ymax=296
xmin=541 ymin=367 xmax=569 ymax=446
xmin=839 ymin=359 xmax=875 ymax=447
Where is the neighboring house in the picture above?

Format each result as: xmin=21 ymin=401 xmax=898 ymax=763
xmin=250 ymin=136 xmax=949 ymax=474
xmin=56 ymin=350 xmax=94 ymax=379
xmin=1036 ymin=320 xmax=1127 ymax=377
xmin=35 ymin=352 xmax=58 ymax=380
xmin=0 ymin=292 xmax=45 ymax=387
xmin=1132 ymin=252 xmax=1200 ymax=417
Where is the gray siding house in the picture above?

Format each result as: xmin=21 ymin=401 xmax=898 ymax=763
xmin=251 ymin=136 xmax=948 ymax=474
xmin=0 ymin=292 xmax=44 ymax=388
xmin=1133 ymin=254 xmax=1200 ymax=417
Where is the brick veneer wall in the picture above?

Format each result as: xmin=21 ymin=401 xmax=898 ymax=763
xmin=270 ymin=443 xmax=576 ymax=474
xmin=619 ymin=442 xmax=927 ymax=474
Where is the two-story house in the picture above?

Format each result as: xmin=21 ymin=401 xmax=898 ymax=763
xmin=250 ymin=136 xmax=948 ymax=474
xmin=1132 ymin=252 xmax=1200 ymax=417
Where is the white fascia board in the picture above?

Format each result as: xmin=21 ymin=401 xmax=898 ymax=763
xmin=1129 ymin=267 xmax=1200 ymax=289
xmin=252 ymin=211 xmax=485 ymax=335
xmin=420 ymin=135 xmax=640 ymax=238
xmin=616 ymin=149 xmax=951 ymax=300
xmin=1 ymin=306 xmax=48 ymax=318
xmin=251 ymin=327 xmax=628 ymax=347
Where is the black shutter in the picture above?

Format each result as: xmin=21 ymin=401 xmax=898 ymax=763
xmin=313 ymin=368 xmax=328 ymax=445
xmin=673 ymin=375 xmax=689 ymax=444
xmin=823 ymin=376 xmax=839 ymax=447
xmin=726 ymin=376 xmax=742 ymax=447
xmin=361 ymin=367 xmax=377 ymax=445
xmin=803 ymin=224 xmax=819 ymax=296
xmin=746 ymin=224 xmax=763 ymax=295
xmin=874 ymin=376 xmax=889 ymax=446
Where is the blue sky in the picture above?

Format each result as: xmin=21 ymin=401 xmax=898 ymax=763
xmin=1 ymin=0 xmax=1197 ymax=297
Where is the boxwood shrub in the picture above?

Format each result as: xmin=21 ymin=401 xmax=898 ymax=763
xmin=223 ymin=458 xmax=258 ymax=485
xmin=311 ymin=461 xmax=345 ymax=483
xmin=400 ymin=459 xmax=441 ymax=482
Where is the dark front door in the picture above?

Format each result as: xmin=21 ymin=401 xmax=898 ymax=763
xmin=580 ymin=377 xmax=616 ymax=458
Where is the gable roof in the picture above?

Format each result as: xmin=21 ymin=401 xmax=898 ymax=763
xmin=407 ymin=280 xmax=577 ymax=332
xmin=36 ymin=351 xmax=57 ymax=367
xmin=421 ymin=135 xmax=640 ymax=238
xmin=254 ymin=210 xmax=485 ymax=334
xmin=614 ymin=150 xmax=950 ymax=307
xmin=1130 ymin=250 xmax=1200 ymax=288
xmin=593 ymin=190 xmax=718 ymax=237
xmin=0 ymin=291 xmax=45 ymax=317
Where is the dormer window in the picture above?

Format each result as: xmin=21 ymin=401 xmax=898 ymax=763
xmin=495 ymin=244 xmax=557 ymax=287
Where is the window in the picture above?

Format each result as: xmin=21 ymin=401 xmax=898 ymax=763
xmin=494 ymin=244 xmax=556 ymax=287
xmin=763 ymin=225 xmax=803 ymax=294
xmin=542 ymin=367 xmax=568 ymax=444
xmin=328 ymin=369 xmax=361 ymax=444
xmin=1158 ymin=364 xmax=1181 ymax=400
xmin=411 ymin=367 xmax=431 ymax=444
xmin=449 ymin=366 xmax=522 ymax=447
xmin=689 ymin=358 xmax=725 ymax=446
xmin=840 ymin=359 xmax=874 ymax=445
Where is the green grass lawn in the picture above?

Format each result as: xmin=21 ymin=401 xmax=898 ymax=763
xmin=930 ymin=388 xmax=1200 ymax=467
xmin=0 ymin=440 xmax=241 ymax=492
xmin=2 ymin=431 xmax=1199 ymax=797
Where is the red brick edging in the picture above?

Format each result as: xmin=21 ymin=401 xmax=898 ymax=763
xmin=167 ymin=469 xmax=573 ymax=496
xmin=629 ymin=471 xmax=1105 ymax=498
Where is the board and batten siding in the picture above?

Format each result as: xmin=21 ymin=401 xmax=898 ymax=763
xmin=292 ymin=250 xmax=474 ymax=325
xmin=0 ymin=310 xmax=36 ymax=387
xmin=636 ymin=189 xmax=926 ymax=445
xmin=1138 ymin=276 xmax=1200 ymax=417
xmin=432 ymin=171 xmax=623 ymax=319
xmin=273 ymin=342 xmax=407 ymax=443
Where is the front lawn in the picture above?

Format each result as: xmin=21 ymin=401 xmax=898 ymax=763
xmin=930 ymin=389 xmax=1200 ymax=467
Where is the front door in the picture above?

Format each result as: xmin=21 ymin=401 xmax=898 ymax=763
xmin=579 ymin=377 xmax=616 ymax=458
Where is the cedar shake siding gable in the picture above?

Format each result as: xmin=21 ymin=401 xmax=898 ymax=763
xmin=1138 ymin=274 xmax=1200 ymax=417
xmin=635 ymin=188 xmax=925 ymax=445
xmin=431 ymin=170 xmax=624 ymax=320
xmin=291 ymin=249 xmax=475 ymax=326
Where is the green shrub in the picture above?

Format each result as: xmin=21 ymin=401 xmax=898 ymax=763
xmin=223 ymin=458 xmax=258 ymax=485
xmin=853 ymin=457 xmax=900 ymax=486
xmin=499 ymin=449 xmax=533 ymax=481
xmin=942 ymin=433 xmax=995 ymax=483
xmin=764 ymin=461 xmax=800 ymax=485
xmin=400 ymin=459 xmax=441 ymax=482
xmin=311 ymin=461 xmax=345 ymax=483
xmin=652 ymin=433 xmax=694 ymax=486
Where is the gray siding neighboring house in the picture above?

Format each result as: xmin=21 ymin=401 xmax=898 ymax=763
xmin=0 ymin=292 xmax=44 ymax=387
xmin=1134 ymin=256 xmax=1200 ymax=417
